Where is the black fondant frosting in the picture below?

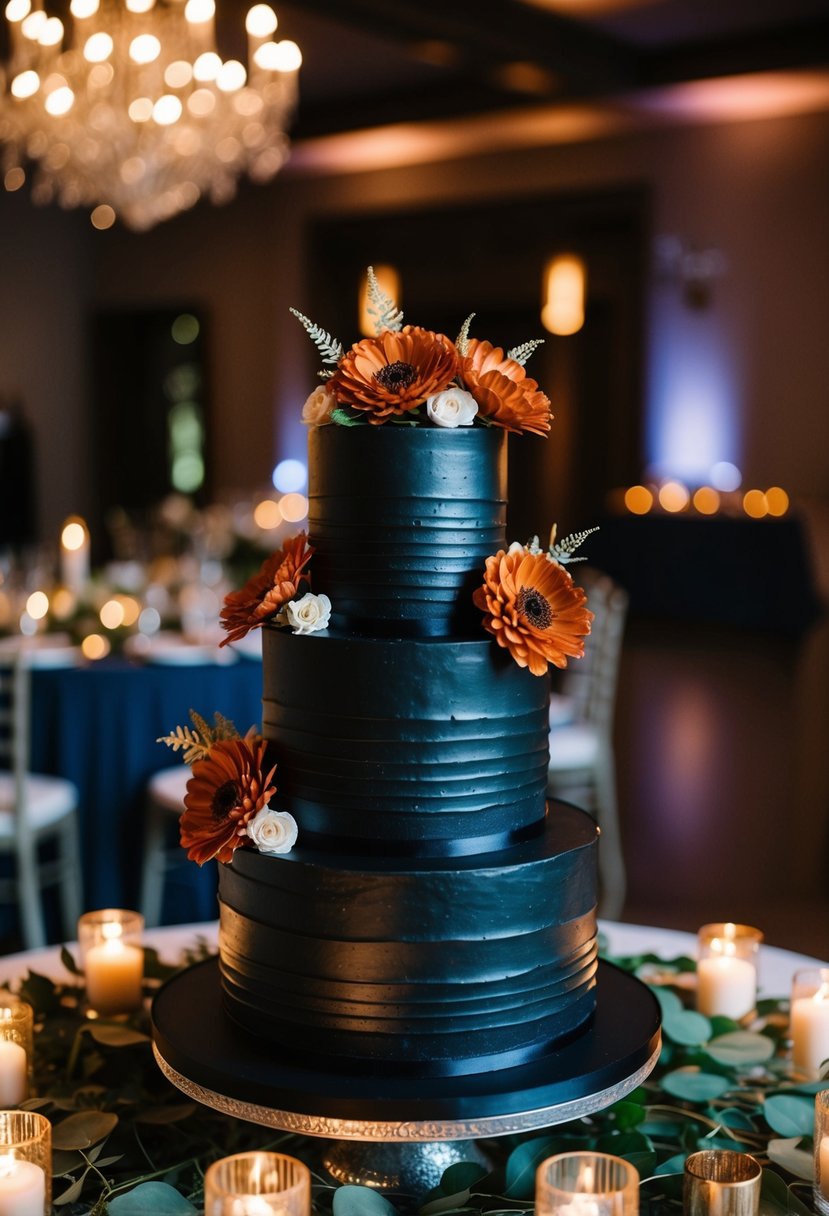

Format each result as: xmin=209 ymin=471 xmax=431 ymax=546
xmin=216 ymin=425 xmax=600 ymax=1080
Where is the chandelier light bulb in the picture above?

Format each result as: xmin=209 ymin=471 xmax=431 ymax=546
xmin=70 ymin=0 xmax=99 ymax=16
xmin=274 ymin=39 xmax=301 ymax=71
xmin=216 ymin=59 xmax=246 ymax=92
xmin=83 ymin=31 xmax=113 ymax=61
xmin=20 ymin=8 xmax=46 ymax=38
xmin=45 ymin=85 xmax=75 ymax=115
xmin=245 ymin=4 xmax=277 ymax=37
xmin=38 ymin=16 xmax=64 ymax=45
xmin=152 ymin=94 xmax=183 ymax=125
xmin=125 ymin=0 xmax=155 ymax=11
xmin=193 ymin=50 xmax=221 ymax=80
xmin=129 ymin=33 xmax=161 ymax=63
xmin=4 ymin=0 xmax=31 ymax=23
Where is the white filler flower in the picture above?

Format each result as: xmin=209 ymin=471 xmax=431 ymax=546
xmin=425 ymin=387 xmax=478 ymax=428
xmin=247 ymin=808 xmax=299 ymax=855
xmin=281 ymin=592 xmax=332 ymax=634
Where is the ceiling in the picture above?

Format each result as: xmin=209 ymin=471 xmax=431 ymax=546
xmin=268 ymin=0 xmax=829 ymax=143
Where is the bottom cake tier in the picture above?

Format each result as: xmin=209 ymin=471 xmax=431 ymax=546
xmin=217 ymin=800 xmax=598 ymax=1078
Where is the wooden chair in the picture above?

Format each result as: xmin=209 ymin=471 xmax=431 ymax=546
xmin=139 ymin=765 xmax=190 ymax=927
xmin=547 ymin=570 xmax=629 ymax=919
xmin=0 ymin=655 xmax=83 ymax=948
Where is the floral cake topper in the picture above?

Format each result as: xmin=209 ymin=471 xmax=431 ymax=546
xmin=292 ymin=266 xmax=552 ymax=435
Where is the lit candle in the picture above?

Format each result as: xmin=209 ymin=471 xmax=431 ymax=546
xmin=696 ymin=924 xmax=761 ymax=1019
xmin=0 ymin=1040 xmax=28 ymax=1106
xmin=84 ymin=924 xmax=143 ymax=1015
xmin=60 ymin=516 xmax=90 ymax=595
xmin=791 ymin=984 xmax=829 ymax=1078
xmin=0 ymin=1155 xmax=45 ymax=1216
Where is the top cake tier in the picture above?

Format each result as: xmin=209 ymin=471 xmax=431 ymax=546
xmin=308 ymin=425 xmax=507 ymax=637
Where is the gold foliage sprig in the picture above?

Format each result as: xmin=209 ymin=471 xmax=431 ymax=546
xmin=157 ymin=710 xmax=242 ymax=765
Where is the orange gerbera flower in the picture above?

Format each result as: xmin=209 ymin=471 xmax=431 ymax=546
xmin=331 ymin=325 xmax=458 ymax=423
xmin=180 ymin=737 xmax=276 ymax=865
xmin=473 ymin=546 xmax=592 ymax=676
xmin=219 ymin=533 xmax=313 ymax=645
xmin=458 ymin=339 xmax=552 ymax=436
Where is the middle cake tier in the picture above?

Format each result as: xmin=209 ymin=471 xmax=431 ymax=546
xmin=261 ymin=625 xmax=551 ymax=855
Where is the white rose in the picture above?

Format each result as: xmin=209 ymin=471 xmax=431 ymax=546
xmin=301 ymin=384 xmax=337 ymax=426
xmin=282 ymin=592 xmax=331 ymax=635
xmin=247 ymin=808 xmax=298 ymax=855
xmin=425 ymin=388 xmax=478 ymax=428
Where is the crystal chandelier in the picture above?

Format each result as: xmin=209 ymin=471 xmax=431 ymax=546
xmin=0 ymin=0 xmax=300 ymax=230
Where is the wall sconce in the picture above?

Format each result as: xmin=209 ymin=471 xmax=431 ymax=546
xmin=654 ymin=235 xmax=727 ymax=310
xmin=359 ymin=264 xmax=400 ymax=336
xmin=541 ymin=254 xmax=586 ymax=336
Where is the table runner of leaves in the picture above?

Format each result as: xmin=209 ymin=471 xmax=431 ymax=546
xmin=9 ymin=941 xmax=826 ymax=1215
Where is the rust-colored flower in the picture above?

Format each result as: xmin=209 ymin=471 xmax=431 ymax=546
xmin=458 ymin=339 xmax=552 ymax=436
xmin=180 ymin=737 xmax=276 ymax=865
xmin=330 ymin=325 xmax=458 ymax=423
xmin=219 ymin=533 xmax=313 ymax=645
xmin=473 ymin=546 xmax=592 ymax=676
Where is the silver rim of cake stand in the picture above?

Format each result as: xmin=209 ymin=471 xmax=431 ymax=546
xmin=152 ymin=1040 xmax=661 ymax=1141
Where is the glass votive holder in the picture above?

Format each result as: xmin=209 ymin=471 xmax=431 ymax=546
xmin=814 ymin=1088 xmax=829 ymax=1216
xmin=789 ymin=967 xmax=829 ymax=1080
xmin=696 ymin=923 xmax=763 ymax=1019
xmin=77 ymin=909 xmax=144 ymax=1017
xmin=0 ymin=997 xmax=33 ymax=1107
xmin=535 ymin=1151 xmax=639 ymax=1216
xmin=204 ymin=1151 xmax=311 ymax=1216
xmin=0 ymin=1109 xmax=51 ymax=1214
xmin=684 ymin=1150 xmax=761 ymax=1216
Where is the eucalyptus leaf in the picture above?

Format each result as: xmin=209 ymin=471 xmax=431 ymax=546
xmin=60 ymin=944 xmax=82 ymax=975
xmin=439 ymin=1163 xmax=489 ymax=1194
xmin=662 ymin=1008 xmax=713 ymax=1046
xmin=332 ymin=1185 xmax=398 ymax=1215
xmin=766 ymin=1137 xmax=815 ymax=1181
xmin=135 ymin=1103 xmax=198 ymax=1124
xmin=661 ymin=1070 xmax=731 ymax=1102
xmin=651 ymin=987 xmax=684 ymax=1017
xmin=106 ymin=1181 xmax=199 ymax=1213
xmin=612 ymin=1100 xmax=646 ymax=1130
xmin=706 ymin=1032 xmax=776 ymax=1066
xmin=420 ymin=1190 xmax=472 ymax=1215
xmin=88 ymin=1023 xmax=151 ymax=1047
xmin=763 ymin=1094 xmax=816 ymax=1137
xmin=718 ymin=1107 xmax=760 ymax=1131
xmin=504 ymin=1136 xmax=570 ymax=1199
xmin=53 ymin=1173 xmax=87 ymax=1206
xmin=652 ymin=1152 xmax=688 ymax=1177
xmin=51 ymin=1110 xmax=119 ymax=1150
xmin=759 ymin=1167 xmax=816 ymax=1216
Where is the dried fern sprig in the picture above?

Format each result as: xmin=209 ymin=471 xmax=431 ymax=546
xmin=547 ymin=525 xmax=599 ymax=565
xmin=289 ymin=307 xmax=344 ymax=365
xmin=455 ymin=313 xmax=475 ymax=357
xmin=157 ymin=710 xmax=244 ymax=766
xmin=365 ymin=265 xmax=404 ymax=334
xmin=507 ymin=339 xmax=544 ymax=366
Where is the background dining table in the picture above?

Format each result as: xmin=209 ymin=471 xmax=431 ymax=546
xmin=29 ymin=651 xmax=262 ymax=923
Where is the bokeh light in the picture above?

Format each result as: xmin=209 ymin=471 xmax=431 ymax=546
xmin=765 ymin=486 xmax=789 ymax=517
xmin=692 ymin=486 xmax=720 ymax=515
xmin=279 ymin=492 xmax=308 ymax=522
xmin=624 ymin=485 xmax=653 ymax=515
xmin=82 ymin=633 xmax=111 ymax=660
xmin=254 ymin=498 xmax=282 ymax=529
xmin=25 ymin=590 xmax=49 ymax=620
xmin=658 ymin=481 xmax=690 ymax=513
xmin=272 ymin=458 xmax=307 ymax=493
xmin=743 ymin=489 xmax=768 ymax=519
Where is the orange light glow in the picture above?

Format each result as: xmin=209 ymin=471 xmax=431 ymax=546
xmin=658 ymin=481 xmax=690 ymax=513
xmin=82 ymin=633 xmax=111 ymax=660
xmin=765 ymin=486 xmax=789 ymax=517
xmin=279 ymin=492 xmax=308 ymax=522
xmin=624 ymin=485 xmax=653 ymax=515
xmin=693 ymin=486 xmax=720 ymax=515
xmin=541 ymin=254 xmax=586 ymax=336
xmin=742 ymin=489 xmax=768 ymax=519
xmin=253 ymin=498 xmax=282 ymax=530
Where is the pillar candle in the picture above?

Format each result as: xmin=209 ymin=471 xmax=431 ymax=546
xmin=790 ymin=989 xmax=829 ymax=1078
xmin=0 ymin=1040 xmax=28 ymax=1106
xmin=697 ymin=955 xmax=756 ymax=1019
xmin=0 ymin=1157 xmax=45 ymax=1216
xmin=85 ymin=938 xmax=143 ymax=1015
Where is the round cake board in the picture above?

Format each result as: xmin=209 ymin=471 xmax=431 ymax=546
xmin=152 ymin=958 xmax=661 ymax=1145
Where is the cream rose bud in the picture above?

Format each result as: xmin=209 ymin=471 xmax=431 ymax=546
xmin=301 ymin=384 xmax=337 ymax=426
xmin=247 ymin=808 xmax=298 ymax=855
xmin=283 ymin=591 xmax=331 ymax=635
xmin=425 ymin=388 xmax=478 ymax=428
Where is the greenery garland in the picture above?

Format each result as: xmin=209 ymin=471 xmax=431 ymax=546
xmin=9 ymin=942 xmax=826 ymax=1215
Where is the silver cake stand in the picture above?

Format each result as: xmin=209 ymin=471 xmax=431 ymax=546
xmin=152 ymin=957 xmax=661 ymax=1195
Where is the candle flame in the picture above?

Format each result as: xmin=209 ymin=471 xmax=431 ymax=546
xmin=577 ymin=1164 xmax=594 ymax=1192
xmin=710 ymin=936 xmax=736 ymax=958
xmin=101 ymin=921 xmax=124 ymax=942
xmin=814 ymin=983 xmax=829 ymax=1004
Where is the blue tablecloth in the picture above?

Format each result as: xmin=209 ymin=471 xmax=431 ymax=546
xmin=30 ymin=657 xmax=262 ymax=925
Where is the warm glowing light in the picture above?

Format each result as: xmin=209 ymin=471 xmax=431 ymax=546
xmin=38 ymin=16 xmax=63 ymax=45
xmin=70 ymin=0 xmax=99 ymax=17
xmin=184 ymin=0 xmax=214 ymax=22
xmin=693 ymin=486 xmax=720 ymax=515
xmin=246 ymin=3 xmax=277 ymax=37
xmin=25 ymin=591 xmax=49 ymax=620
xmin=272 ymin=458 xmax=306 ymax=493
xmin=765 ymin=486 xmax=789 ymax=517
xmin=5 ymin=0 xmax=31 ymax=22
xmin=82 ymin=633 xmax=111 ymax=661
xmin=193 ymin=50 xmax=221 ymax=80
xmin=128 ymin=97 xmax=153 ymax=123
xmin=117 ymin=596 xmax=141 ymax=627
xmin=624 ymin=485 xmax=653 ymax=515
xmin=279 ymin=492 xmax=308 ymax=523
xmin=153 ymin=94 xmax=183 ymax=125
xmin=129 ymin=33 xmax=161 ymax=64
xmin=20 ymin=9 xmax=45 ymax=38
xmin=743 ymin=489 xmax=768 ymax=519
xmin=187 ymin=88 xmax=216 ymax=116
xmin=91 ymin=204 xmax=116 ymax=229
xmin=45 ymin=85 xmax=74 ymax=116
xmin=253 ymin=498 xmax=282 ymax=530
xmin=541 ymin=254 xmax=586 ymax=336
xmin=11 ymin=69 xmax=40 ymax=98
xmin=83 ymin=31 xmax=113 ymax=61
xmin=658 ymin=481 xmax=690 ymax=513
xmin=61 ymin=519 xmax=87 ymax=551
xmin=50 ymin=587 xmax=76 ymax=619
xmin=216 ymin=59 xmax=246 ymax=92
xmin=4 ymin=167 xmax=25 ymax=191
xmin=164 ymin=59 xmax=193 ymax=88
xmin=253 ymin=38 xmax=300 ymax=71
xmin=359 ymin=265 xmax=400 ymax=337
xmin=125 ymin=0 xmax=154 ymax=11
xmin=100 ymin=599 xmax=126 ymax=630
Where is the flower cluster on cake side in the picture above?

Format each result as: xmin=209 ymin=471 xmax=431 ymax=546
xmin=158 ymin=270 xmax=596 ymax=866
